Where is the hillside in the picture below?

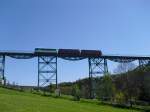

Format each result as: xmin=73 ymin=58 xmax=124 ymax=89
xmin=59 ymin=66 xmax=150 ymax=101
xmin=0 ymin=87 xmax=139 ymax=112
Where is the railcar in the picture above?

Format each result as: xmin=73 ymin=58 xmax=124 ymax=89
xmin=80 ymin=50 xmax=102 ymax=57
xmin=34 ymin=48 xmax=57 ymax=56
xmin=58 ymin=49 xmax=80 ymax=57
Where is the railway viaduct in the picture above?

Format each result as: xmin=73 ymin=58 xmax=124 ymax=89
xmin=0 ymin=48 xmax=150 ymax=98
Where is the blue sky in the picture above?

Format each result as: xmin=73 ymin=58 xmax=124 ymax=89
xmin=0 ymin=0 xmax=150 ymax=85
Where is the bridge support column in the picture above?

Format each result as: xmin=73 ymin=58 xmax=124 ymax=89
xmin=38 ymin=56 xmax=57 ymax=90
xmin=0 ymin=55 xmax=5 ymax=86
xmin=88 ymin=58 xmax=108 ymax=99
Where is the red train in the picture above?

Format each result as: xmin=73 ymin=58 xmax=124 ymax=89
xmin=80 ymin=50 xmax=102 ymax=57
xmin=58 ymin=49 xmax=80 ymax=57
xmin=35 ymin=48 xmax=102 ymax=57
xmin=58 ymin=49 xmax=102 ymax=57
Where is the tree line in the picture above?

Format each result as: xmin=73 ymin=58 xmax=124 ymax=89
xmin=59 ymin=63 xmax=150 ymax=107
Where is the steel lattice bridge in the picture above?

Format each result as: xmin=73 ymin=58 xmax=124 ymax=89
xmin=0 ymin=48 xmax=150 ymax=97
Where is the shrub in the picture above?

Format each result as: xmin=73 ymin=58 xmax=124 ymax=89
xmin=115 ymin=91 xmax=126 ymax=105
xmin=72 ymin=84 xmax=81 ymax=101
xmin=96 ymin=74 xmax=116 ymax=101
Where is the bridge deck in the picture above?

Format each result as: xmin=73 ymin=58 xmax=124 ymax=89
xmin=0 ymin=50 xmax=149 ymax=60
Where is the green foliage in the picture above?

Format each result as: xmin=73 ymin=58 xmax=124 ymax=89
xmin=60 ymin=86 xmax=72 ymax=95
xmin=49 ymin=84 xmax=54 ymax=93
xmin=49 ymin=65 xmax=150 ymax=105
xmin=54 ymin=88 xmax=61 ymax=97
xmin=72 ymin=84 xmax=81 ymax=101
xmin=115 ymin=91 xmax=126 ymax=105
xmin=112 ymin=66 xmax=150 ymax=105
xmin=97 ymin=74 xmax=116 ymax=101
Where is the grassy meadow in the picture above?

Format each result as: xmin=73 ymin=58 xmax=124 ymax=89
xmin=0 ymin=87 xmax=141 ymax=112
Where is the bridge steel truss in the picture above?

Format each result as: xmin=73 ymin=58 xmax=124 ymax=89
xmin=139 ymin=59 xmax=150 ymax=68
xmin=38 ymin=56 xmax=58 ymax=89
xmin=0 ymin=55 xmax=5 ymax=85
xmin=88 ymin=57 xmax=108 ymax=98
xmin=1 ymin=51 xmax=150 ymax=98
xmin=88 ymin=57 xmax=150 ymax=98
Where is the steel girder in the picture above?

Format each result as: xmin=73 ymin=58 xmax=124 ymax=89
xmin=61 ymin=57 xmax=86 ymax=61
xmin=8 ymin=55 xmax=34 ymax=59
xmin=38 ymin=56 xmax=57 ymax=88
xmin=0 ymin=55 xmax=5 ymax=85
xmin=139 ymin=59 xmax=150 ymax=68
xmin=109 ymin=58 xmax=135 ymax=63
xmin=88 ymin=58 xmax=108 ymax=98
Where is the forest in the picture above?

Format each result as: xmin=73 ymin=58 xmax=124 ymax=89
xmin=59 ymin=63 xmax=150 ymax=107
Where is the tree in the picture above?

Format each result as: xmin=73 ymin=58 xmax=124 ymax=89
xmin=114 ymin=62 xmax=137 ymax=107
xmin=96 ymin=73 xmax=116 ymax=101
xmin=115 ymin=91 xmax=125 ymax=105
xmin=72 ymin=84 xmax=81 ymax=101
xmin=49 ymin=83 xmax=53 ymax=93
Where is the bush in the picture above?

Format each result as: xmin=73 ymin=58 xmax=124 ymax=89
xmin=115 ymin=91 xmax=126 ymax=105
xmin=72 ymin=84 xmax=81 ymax=101
xmin=96 ymin=74 xmax=116 ymax=101
xmin=55 ymin=88 xmax=61 ymax=97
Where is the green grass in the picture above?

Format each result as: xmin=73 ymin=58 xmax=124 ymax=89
xmin=0 ymin=87 xmax=140 ymax=112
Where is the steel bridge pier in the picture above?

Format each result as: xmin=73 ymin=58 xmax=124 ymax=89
xmin=88 ymin=58 xmax=108 ymax=99
xmin=0 ymin=55 xmax=5 ymax=85
xmin=38 ymin=56 xmax=58 ymax=90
